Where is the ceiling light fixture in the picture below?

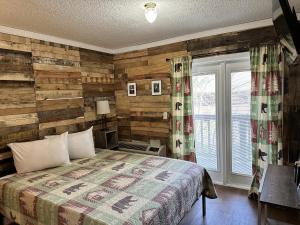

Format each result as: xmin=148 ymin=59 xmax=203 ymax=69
xmin=144 ymin=2 xmax=157 ymax=24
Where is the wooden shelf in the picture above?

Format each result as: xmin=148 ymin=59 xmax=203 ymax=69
xmin=95 ymin=130 xmax=118 ymax=150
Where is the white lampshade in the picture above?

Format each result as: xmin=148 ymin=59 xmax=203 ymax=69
xmin=96 ymin=100 xmax=110 ymax=115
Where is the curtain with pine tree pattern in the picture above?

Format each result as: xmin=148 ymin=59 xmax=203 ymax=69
xmin=169 ymin=56 xmax=195 ymax=162
xmin=249 ymin=44 xmax=284 ymax=197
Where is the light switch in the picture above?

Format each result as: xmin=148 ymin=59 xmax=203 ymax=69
xmin=163 ymin=112 xmax=168 ymax=120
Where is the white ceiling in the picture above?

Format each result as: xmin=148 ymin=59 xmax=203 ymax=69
xmin=0 ymin=0 xmax=299 ymax=53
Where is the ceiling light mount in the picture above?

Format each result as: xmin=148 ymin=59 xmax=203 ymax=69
xmin=144 ymin=2 xmax=157 ymax=24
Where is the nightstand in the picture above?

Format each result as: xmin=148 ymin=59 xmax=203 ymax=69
xmin=95 ymin=130 xmax=118 ymax=149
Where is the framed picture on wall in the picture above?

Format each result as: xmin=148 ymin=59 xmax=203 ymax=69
xmin=128 ymin=83 xmax=136 ymax=96
xmin=152 ymin=80 xmax=161 ymax=96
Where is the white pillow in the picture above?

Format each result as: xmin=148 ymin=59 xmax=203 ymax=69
xmin=45 ymin=127 xmax=95 ymax=159
xmin=8 ymin=132 xmax=70 ymax=174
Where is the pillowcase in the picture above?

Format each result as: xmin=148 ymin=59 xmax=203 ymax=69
xmin=8 ymin=132 xmax=70 ymax=174
xmin=45 ymin=127 xmax=95 ymax=160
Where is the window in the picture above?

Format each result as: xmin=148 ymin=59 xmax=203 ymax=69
xmin=230 ymin=71 xmax=252 ymax=176
xmin=193 ymin=74 xmax=217 ymax=171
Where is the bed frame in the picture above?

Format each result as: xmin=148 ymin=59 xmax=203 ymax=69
xmin=202 ymin=195 xmax=206 ymax=217
xmin=0 ymin=150 xmax=207 ymax=225
xmin=0 ymin=151 xmax=15 ymax=177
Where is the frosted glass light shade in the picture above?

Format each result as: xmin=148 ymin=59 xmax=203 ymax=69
xmin=144 ymin=2 xmax=157 ymax=23
xmin=96 ymin=100 xmax=110 ymax=115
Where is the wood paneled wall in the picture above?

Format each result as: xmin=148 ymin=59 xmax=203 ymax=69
xmin=0 ymin=33 xmax=116 ymax=175
xmin=283 ymin=64 xmax=300 ymax=164
xmin=188 ymin=26 xmax=278 ymax=57
xmin=80 ymin=49 xmax=117 ymax=135
xmin=114 ymin=26 xmax=278 ymax=145
xmin=31 ymin=40 xmax=84 ymax=137
xmin=114 ymin=42 xmax=188 ymax=144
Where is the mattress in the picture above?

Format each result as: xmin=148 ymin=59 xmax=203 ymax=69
xmin=0 ymin=149 xmax=217 ymax=225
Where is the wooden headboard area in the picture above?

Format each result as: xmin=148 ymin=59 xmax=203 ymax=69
xmin=0 ymin=33 xmax=117 ymax=176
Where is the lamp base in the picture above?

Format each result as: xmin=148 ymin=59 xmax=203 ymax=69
xmin=101 ymin=114 xmax=108 ymax=131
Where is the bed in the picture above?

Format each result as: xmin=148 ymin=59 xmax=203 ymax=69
xmin=0 ymin=149 xmax=217 ymax=225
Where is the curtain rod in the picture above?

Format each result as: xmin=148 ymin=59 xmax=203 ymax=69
xmin=166 ymin=57 xmax=195 ymax=62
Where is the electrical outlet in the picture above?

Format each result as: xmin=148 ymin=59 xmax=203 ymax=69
xmin=163 ymin=112 xmax=168 ymax=120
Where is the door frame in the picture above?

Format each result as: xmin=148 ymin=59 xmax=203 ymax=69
xmin=225 ymin=60 xmax=253 ymax=189
xmin=192 ymin=52 xmax=252 ymax=190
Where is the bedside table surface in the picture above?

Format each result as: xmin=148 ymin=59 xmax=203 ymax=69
xmin=260 ymin=165 xmax=300 ymax=210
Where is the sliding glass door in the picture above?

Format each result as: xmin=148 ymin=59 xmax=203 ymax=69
xmin=192 ymin=53 xmax=252 ymax=188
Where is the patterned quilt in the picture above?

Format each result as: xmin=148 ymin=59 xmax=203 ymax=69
xmin=0 ymin=150 xmax=217 ymax=225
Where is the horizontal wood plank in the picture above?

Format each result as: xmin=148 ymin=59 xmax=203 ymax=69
xmin=33 ymin=63 xmax=81 ymax=72
xmin=0 ymin=73 xmax=34 ymax=81
xmin=0 ymin=107 xmax=36 ymax=116
xmin=35 ymin=90 xmax=83 ymax=100
xmin=188 ymin=26 xmax=277 ymax=57
xmin=0 ymin=113 xmax=38 ymax=127
xmin=0 ymin=127 xmax=39 ymax=147
xmin=38 ymin=107 xmax=84 ymax=123
xmin=39 ymin=117 xmax=85 ymax=130
xmin=36 ymin=98 xmax=84 ymax=112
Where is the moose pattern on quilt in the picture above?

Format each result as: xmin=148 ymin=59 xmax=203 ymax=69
xmin=0 ymin=150 xmax=216 ymax=225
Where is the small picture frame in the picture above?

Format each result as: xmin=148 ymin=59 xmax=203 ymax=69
xmin=128 ymin=82 xmax=136 ymax=96
xmin=152 ymin=80 xmax=162 ymax=96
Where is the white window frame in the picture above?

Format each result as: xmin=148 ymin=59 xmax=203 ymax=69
xmin=192 ymin=52 xmax=252 ymax=189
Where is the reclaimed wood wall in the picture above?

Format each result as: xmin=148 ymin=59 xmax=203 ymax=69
xmin=0 ymin=33 xmax=115 ymax=175
xmin=0 ymin=35 xmax=37 ymax=173
xmin=188 ymin=26 xmax=278 ymax=57
xmin=80 ymin=49 xmax=117 ymax=136
xmin=114 ymin=42 xmax=188 ymax=144
xmin=283 ymin=64 xmax=300 ymax=164
xmin=32 ymin=40 xmax=84 ymax=137
xmin=114 ymin=26 xmax=278 ymax=146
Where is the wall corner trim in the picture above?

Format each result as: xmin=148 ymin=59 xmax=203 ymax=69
xmin=0 ymin=25 xmax=114 ymax=54
xmin=2 ymin=14 xmax=300 ymax=55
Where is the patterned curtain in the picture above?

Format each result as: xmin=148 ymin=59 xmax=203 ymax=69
xmin=249 ymin=44 xmax=284 ymax=197
xmin=169 ymin=56 xmax=195 ymax=162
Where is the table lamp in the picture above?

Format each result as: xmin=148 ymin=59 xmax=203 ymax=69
xmin=96 ymin=100 xmax=110 ymax=130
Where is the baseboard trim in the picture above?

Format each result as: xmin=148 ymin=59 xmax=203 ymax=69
xmin=213 ymin=182 xmax=250 ymax=191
